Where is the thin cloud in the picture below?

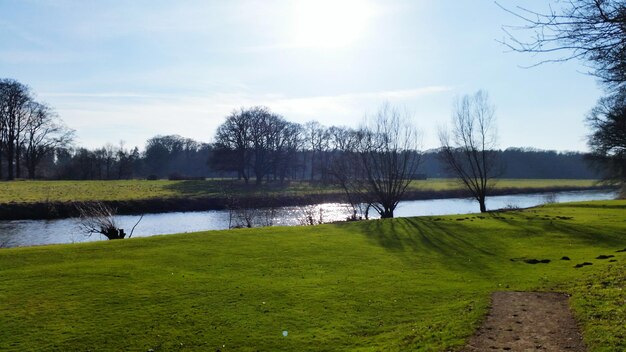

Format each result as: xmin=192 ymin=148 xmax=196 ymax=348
xmin=47 ymin=86 xmax=453 ymax=148
xmin=266 ymin=86 xmax=453 ymax=121
xmin=41 ymin=92 xmax=164 ymax=99
xmin=0 ymin=19 xmax=50 ymax=48
xmin=0 ymin=50 xmax=84 ymax=64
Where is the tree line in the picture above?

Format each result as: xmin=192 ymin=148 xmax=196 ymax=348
xmin=37 ymin=135 xmax=599 ymax=182
xmin=2 ymin=78 xmax=612 ymax=217
xmin=0 ymin=79 xmax=73 ymax=180
xmin=0 ymin=82 xmax=599 ymax=182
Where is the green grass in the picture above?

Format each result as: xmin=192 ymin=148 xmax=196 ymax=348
xmin=417 ymin=178 xmax=600 ymax=191
xmin=566 ymin=260 xmax=626 ymax=349
xmin=0 ymin=178 xmax=601 ymax=204
xmin=1 ymin=200 xmax=625 ymax=351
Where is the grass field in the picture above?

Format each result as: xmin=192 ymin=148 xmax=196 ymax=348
xmin=0 ymin=200 xmax=625 ymax=351
xmin=0 ymin=178 xmax=602 ymax=204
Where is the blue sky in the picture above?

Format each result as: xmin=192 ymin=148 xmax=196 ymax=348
xmin=0 ymin=0 xmax=603 ymax=151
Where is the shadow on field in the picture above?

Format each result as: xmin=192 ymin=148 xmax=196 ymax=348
xmin=359 ymin=217 xmax=507 ymax=272
xmin=485 ymin=211 xmax=625 ymax=249
xmin=162 ymin=180 xmax=230 ymax=197
xmin=162 ymin=180 xmax=324 ymax=198
xmin=552 ymin=202 xmax=626 ymax=210
xmin=358 ymin=209 xmax=626 ymax=272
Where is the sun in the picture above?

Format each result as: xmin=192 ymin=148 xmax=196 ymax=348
xmin=291 ymin=0 xmax=375 ymax=49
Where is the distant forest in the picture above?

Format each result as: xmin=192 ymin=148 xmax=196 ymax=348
xmin=19 ymin=135 xmax=598 ymax=181
xmin=0 ymin=78 xmax=599 ymax=182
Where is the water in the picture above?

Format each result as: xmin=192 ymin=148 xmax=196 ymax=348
xmin=0 ymin=190 xmax=616 ymax=248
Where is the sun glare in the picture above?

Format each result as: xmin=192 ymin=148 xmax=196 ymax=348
xmin=292 ymin=0 xmax=375 ymax=49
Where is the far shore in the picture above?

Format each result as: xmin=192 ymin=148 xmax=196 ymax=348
xmin=0 ymin=184 xmax=614 ymax=221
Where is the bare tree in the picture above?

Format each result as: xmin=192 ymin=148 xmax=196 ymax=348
xmin=23 ymin=102 xmax=74 ymax=179
xmin=115 ymin=141 xmax=134 ymax=179
xmin=273 ymin=122 xmax=303 ymax=183
xmin=213 ymin=108 xmax=254 ymax=183
xmin=0 ymin=79 xmax=31 ymax=180
xmin=438 ymin=90 xmax=500 ymax=213
xmin=226 ymin=202 xmax=278 ymax=229
xmin=1 ymin=79 xmax=74 ymax=180
xmin=329 ymin=147 xmax=376 ymax=219
xmin=102 ymin=144 xmax=117 ymax=179
xmin=229 ymin=206 xmax=259 ymax=228
xmin=331 ymin=104 xmax=422 ymax=219
xmin=304 ymin=121 xmax=329 ymax=181
xmin=248 ymin=108 xmax=286 ymax=184
xmin=297 ymin=205 xmax=325 ymax=225
xmin=77 ymin=202 xmax=125 ymax=240
xmin=77 ymin=202 xmax=143 ymax=240
xmin=328 ymin=126 xmax=357 ymax=151
xmin=327 ymin=126 xmax=375 ymax=218
xmin=498 ymin=0 xmax=626 ymax=89
xmin=498 ymin=1 xmax=626 ymax=188
xmin=213 ymin=106 xmax=295 ymax=185
xmin=586 ymin=89 xmax=626 ymax=185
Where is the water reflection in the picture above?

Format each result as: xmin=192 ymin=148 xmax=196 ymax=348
xmin=0 ymin=190 xmax=616 ymax=248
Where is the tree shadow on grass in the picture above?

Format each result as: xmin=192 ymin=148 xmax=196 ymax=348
xmin=552 ymin=202 xmax=626 ymax=210
xmin=358 ymin=210 xmax=626 ymax=274
xmin=359 ymin=217 xmax=508 ymax=274
xmin=361 ymin=217 xmax=497 ymax=254
xmin=161 ymin=180 xmax=228 ymax=197
xmin=162 ymin=180 xmax=303 ymax=198
xmin=485 ymin=211 xmax=626 ymax=249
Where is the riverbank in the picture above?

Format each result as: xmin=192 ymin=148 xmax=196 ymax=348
xmin=1 ymin=200 xmax=625 ymax=351
xmin=1 ymin=189 xmax=616 ymax=248
xmin=0 ymin=183 xmax=614 ymax=220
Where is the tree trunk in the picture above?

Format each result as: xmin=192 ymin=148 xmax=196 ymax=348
xmin=381 ymin=208 xmax=394 ymax=218
xmin=16 ymin=147 xmax=21 ymax=178
xmin=479 ymin=198 xmax=487 ymax=213
xmin=7 ymin=143 xmax=14 ymax=180
xmin=301 ymin=152 xmax=306 ymax=179
xmin=310 ymin=151 xmax=315 ymax=180
xmin=27 ymin=159 xmax=35 ymax=179
xmin=104 ymin=228 xmax=126 ymax=240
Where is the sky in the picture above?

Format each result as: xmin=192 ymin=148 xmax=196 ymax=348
xmin=0 ymin=0 xmax=604 ymax=151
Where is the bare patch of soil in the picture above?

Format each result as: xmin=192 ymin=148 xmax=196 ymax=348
xmin=463 ymin=292 xmax=586 ymax=351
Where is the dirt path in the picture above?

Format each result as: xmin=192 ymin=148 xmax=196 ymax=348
xmin=462 ymin=292 xmax=586 ymax=351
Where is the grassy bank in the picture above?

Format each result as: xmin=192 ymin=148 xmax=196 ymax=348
xmin=0 ymin=178 xmax=611 ymax=220
xmin=1 ymin=200 xmax=625 ymax=351
xmin=0 ymin=178 xmax=603 ymax=204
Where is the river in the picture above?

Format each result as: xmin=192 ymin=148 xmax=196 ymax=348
xmin=0 ymin=190 xmax=616 ymax=248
